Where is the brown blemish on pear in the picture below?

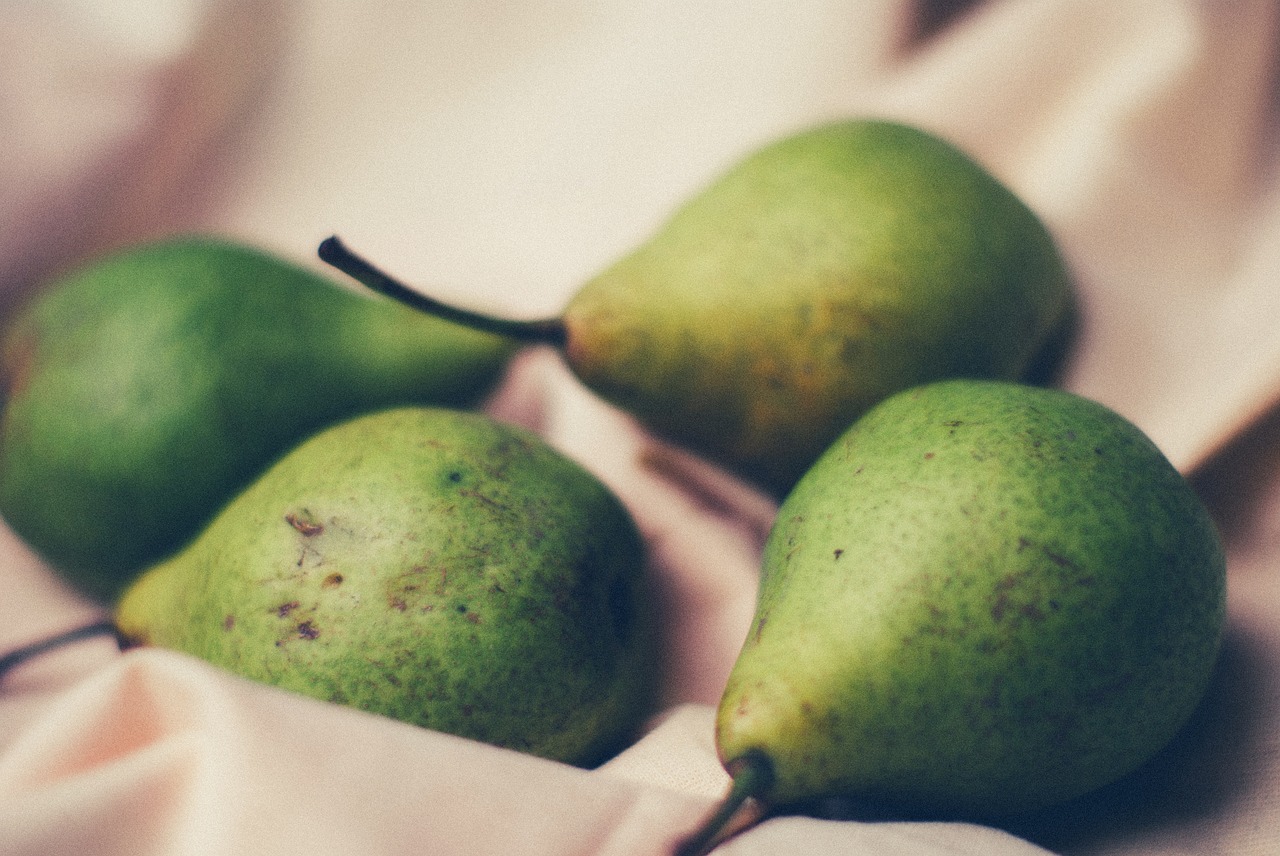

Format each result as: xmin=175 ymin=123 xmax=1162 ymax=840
xmin=677 ymin=380 xmax=1226 ymax=854
xmin=113 ymin=407 xmax=658 ymax=767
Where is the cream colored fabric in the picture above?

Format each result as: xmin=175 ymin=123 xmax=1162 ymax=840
xmin=2 ymin=1 xmax=1278 ymax=854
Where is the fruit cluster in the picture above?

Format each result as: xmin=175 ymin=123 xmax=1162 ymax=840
xmin=0 ymin=120 xmax=1225 ymax=853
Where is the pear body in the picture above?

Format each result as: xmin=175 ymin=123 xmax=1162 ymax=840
xmin=115 ymin=406 xmax=656 ymax=765
xmin=716 ymin=380 xmax=1225 ymax=817
xmin=564 ymin=120 xmax=1072 ymax=495
xmin=0 ymin=237 xmax=514 ymax=599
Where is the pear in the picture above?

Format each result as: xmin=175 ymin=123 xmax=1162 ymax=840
xmin=115 ymin=406 xmax=657 ymax=766
xmin=319 ymin=119 xmax=1073 ymax=497
xmin=0 ymin=237 xmax=515 ymax=600
xmin=675 ymin=379 xmax=1226 ymax=854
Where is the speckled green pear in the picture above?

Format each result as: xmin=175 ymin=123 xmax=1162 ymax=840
xmin=0 ymin=237 xmax=515 ymax=600
xmin=322 ymin=120 xmax=1073 ymax=497
xmin=679 ymin=380 xmax=1226 ymax=853
xmin=114 ymin=407 xmax=656 ymax=766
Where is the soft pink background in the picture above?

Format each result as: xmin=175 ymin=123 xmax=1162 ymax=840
xmin=2 ymin=2 xmax=1278 ymax=854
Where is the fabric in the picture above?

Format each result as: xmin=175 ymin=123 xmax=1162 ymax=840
xmin=2 ymin=1 xmax=1278 ymax=853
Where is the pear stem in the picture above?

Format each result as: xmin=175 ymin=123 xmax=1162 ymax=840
xmin=317 ymin=236 xmax=568 ymax=346
xmin=672 ymin=750 xmax=775 ymax=856
xmin=0 ymin=620 xmax=126 ymax=682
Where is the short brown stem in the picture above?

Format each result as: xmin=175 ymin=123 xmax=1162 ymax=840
xmin=672 ymin=750 xmax=775 ymax=856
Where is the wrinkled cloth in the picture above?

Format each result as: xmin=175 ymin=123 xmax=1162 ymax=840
xmin=2 ymin=1 xmax=1279 ymax=854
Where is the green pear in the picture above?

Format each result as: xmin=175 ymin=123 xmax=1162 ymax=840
xmin=319 ymin=119 xmax=1073 ymax=497
xmin=115 ymin=406 xmax=657 ymax=766
xmin=0 ymin=237 xmax=515 ymax=600
xmin=676 ymin=379 xmax=1225 ymax=854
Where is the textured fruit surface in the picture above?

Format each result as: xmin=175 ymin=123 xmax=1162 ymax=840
xmin=564 ymin=121 xmax=1073 ymax=495
xmin=0 ymin=238 xmax=513 ymax=598
xmin=116 ymin=407 xmax=656 ymax=765
xmin=717 ymin=379 xmax=1226 ymax=816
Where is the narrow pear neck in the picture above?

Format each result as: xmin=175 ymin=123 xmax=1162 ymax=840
xmin=317 ymin=236 xmax=567 ymax=346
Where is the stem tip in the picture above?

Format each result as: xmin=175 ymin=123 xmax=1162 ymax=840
xmin=672 ymin=750 xmax=775 ymax=856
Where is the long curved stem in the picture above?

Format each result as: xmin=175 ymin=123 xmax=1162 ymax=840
xmin=0 ymin=620 xmax=126 ymax=682
xmin=317 ymin=236 xmax=568 ymax=346
xmin=672 ymin=750 xmax=775 ymax=856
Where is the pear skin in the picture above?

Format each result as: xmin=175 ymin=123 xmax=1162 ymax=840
xmin=322 ymin=120 xmax=1074 ymax=497
xmin=564 ymin=122 xmax=1072 ymax=495
xmin=0 ymin=237 xmax=515 ymax=599
xmin=678 ymin=380 xmax=1225 ymax=853
xmin=116 ymin=407 xmax=657 ymax=766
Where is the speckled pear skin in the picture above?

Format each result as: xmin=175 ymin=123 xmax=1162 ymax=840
xmin=115 ymin=407 xmax=656 ymax=766
xmin=563 ymin=120 xmax=1073 ymax=496
xmin=716 ymin=380 xmax=1226 ymax=817
xmin=0 ymin=237 xmax=514 ymax=601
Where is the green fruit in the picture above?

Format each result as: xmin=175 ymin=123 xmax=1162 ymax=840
xmin=321 ymin=119 xmax=1073 ymax=496
xmin=0 ymin=237 xmax=515 ymax=600
xmin=677 ymin=380 xmax=1225 ymax=854
xmin=115 ymin=406 xmax=656 ymax=766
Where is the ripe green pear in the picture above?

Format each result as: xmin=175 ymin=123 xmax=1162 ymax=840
xmin=115 ymin=406 xmax=657 ymax=765
xmin=0 ymin=237 xmax=515 ymax=600
xmin=321 ymin=119 xmax=1073 ymax=496
xmin=677 ymin=380 xmax=1225 ymax=854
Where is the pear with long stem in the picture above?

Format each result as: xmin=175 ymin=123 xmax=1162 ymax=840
xmin=321 ymin=119 xmax=1073 ymax=497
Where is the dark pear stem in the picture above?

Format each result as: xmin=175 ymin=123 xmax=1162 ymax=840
xmin=672 ymin=750 xmax=775 ymax=856
xmin=317 ymin=236 xmax=568 ymax=346
xmin=0 ymin=620 xmax=126 ymax=682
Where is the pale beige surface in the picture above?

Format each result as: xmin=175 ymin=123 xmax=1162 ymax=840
xmin=1 ymin=1 xmax=1278 ymax=854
